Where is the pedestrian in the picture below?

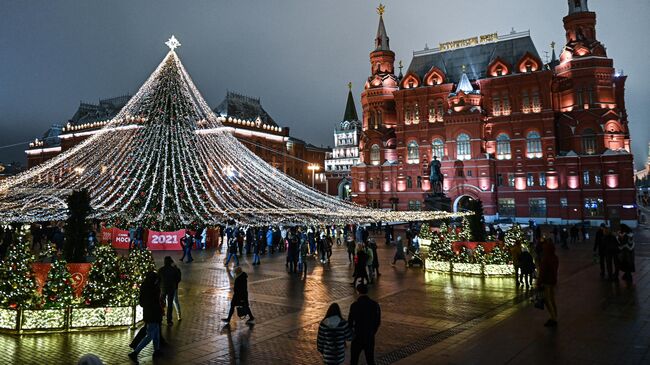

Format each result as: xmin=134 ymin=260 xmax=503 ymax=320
xmin=560 ymin=227 xmax=569 ymax=249
xmin=552 ymin=224 xmax=559 ymax=245
xmin=369 ymin=239 xmax=380 ymax=277
xmin=194 ymin=229 xmax=202 ymax=252
xmin=224 ymin=236 xmax=239 ymax=267
xmin=128 ymin=225 xmax=136 ymax=250
xmin=180 ymin=232 xmax=194 ymax=263
xmin=266 ymin=226 xmax=274 ymax=254
xmin=604 ymin=228 xmax=619 ymax=281
xmin=299 ymin=237 xmax=308 ymax=278
xmin=391 ymin=236 xmax=407 ymax=267
xmin=325 ymin=235 xmax=333 ymax=263
xmin=569 ymin=225 xmax=579 ymax=246
xmin=129 ymin=272 xmax=163 ymax=362
xmin=384 ymin=226 xmax=392 ymax=246
xmin=348 ymin=284 xmax=381 ymax=365
xmin=200 ymin=226 xmax=207 ymax=250
xmin=352 ymin=244 xmax=369 ymax=286
xmin=510 ymin=241 xmax=523 ymax=285
xmin=317 ymin=303 xmax=352 ymax=365
xmin=135 ymin=225 xmax=144 ymax=249
xmin=252 ymin=233 xmax=261 ymax=266
xmin=222 ymin=266 xmax=255 ymax=326
xmin=617 ymin=224 xmax=635 ymax=282
xmin=346 ymin=235 xmax=356 ymax=264
xmin=287 ymin=234 xmax=299 ymax=274
xmin=496 ymin=227 xmax=505 ymax=242
xmin=519 ymin=247 xmax=535 ymax=288
xmin=593 ymin=224 xmax=608 ymax=278
xmin=538 ymin=241 xmax=559 ymax=327
xmin=158 ymin=256 xmax=181 ymax=326
xmin=365 ymin=243 xmax=375 ymax=284
xmin=580 ymin=225 xmax=587 ymax=243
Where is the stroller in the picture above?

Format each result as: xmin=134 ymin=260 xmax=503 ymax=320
xmin=407 ymin=247 xmax=424 ymax=268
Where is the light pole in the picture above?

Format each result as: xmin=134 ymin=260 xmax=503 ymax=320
xmin=308 ymin=164 xmax=320 ymax=188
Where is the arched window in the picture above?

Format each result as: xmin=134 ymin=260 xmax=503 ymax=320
xmin=407 ymin=141 xmax=419 ymax=164
xmin=456 ymin=133 xmax=471 ymax=160
xmin=432 ymin=138 xmax=445 ymax=159
xmin=526 ymin=131 xmax=542 ymax=158
xmin=582 ymin=128 xmax=596 ymax=155
xmin=496 ymin=134 xmax=511 ymax=160
xmin=370 ymin=144 xmax=381 ymax=165
xmin=406 ymin=176 xmax=413 ymax=189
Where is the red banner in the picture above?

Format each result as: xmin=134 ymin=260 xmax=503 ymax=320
xmin=32 ymin=263 xmax=92 ymax=298
xmin=452 ymin=241 xmax=500 ymax=254
xmin=147 ymin=229 xmax=185 ymax=250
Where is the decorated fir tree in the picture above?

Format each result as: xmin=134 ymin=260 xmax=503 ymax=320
xmin=419 ymin=223 xmax=433 ymax=241
xmin=504 ymin=224 xmax=528 ymax=247
xmin=115 ymin=248 xmax=156 ymax=306
xmin=472 ymin=244 xmax=487 ymax=264
xmin=458 ymin=217 xmax=473 ymax=242
xmin=42 ymin=256 xmax=75 ymax=308
xmin=82 ymin=244 xmax=120 ymax=307
xmin=487 ymin=246 xmax=512 ymax=265
xmin=0 ymin=227 xmax=38 ymax=309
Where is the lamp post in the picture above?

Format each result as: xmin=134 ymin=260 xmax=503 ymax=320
xmin=308 ymin=164 xmax=320 ymax=188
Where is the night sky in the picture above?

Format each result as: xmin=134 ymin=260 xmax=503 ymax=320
xmin=1 ymin=0 xmax=648 ymax=169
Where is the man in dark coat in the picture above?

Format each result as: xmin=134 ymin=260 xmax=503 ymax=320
xmin=222 ymin=266 xmax=255 ymax=325
xmin=129 ymin=271 xmax=163 ymax=361
xmin=348 ymin=284 xmax=381 ymax=365
xmin=158 ymin=256 xmax=181 ymax=326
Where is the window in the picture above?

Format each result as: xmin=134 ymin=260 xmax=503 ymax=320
xmin=585 ymin=198 xmax=604 ymax=217
xmin=415 ymin=201 xmax=421 ymax=211
xmin=496 ymin=134 xmax=511 ymax=160
xmin=467 ymin=170 xmax=472 ymax=177
xmin=508 ymin=173 xmax=515 ymax=187
xmin=527 ymin=173 xmax=535 ymax=187
xmin=376 ymin=110 xmax=382 ymax=127
xmin=436 ymin=101 xmax=444 ymax=121
xmin=368 ymin=179 xmax=374 ymax=190
xmin=594 ymin=173 xmax=601 ymax=185
xmin=413 ymin=103 xmax=419 ymax=123
xmin=522 ymin=90 xmax=530 ymax=113
xmin=496 ymin=65 xmax=504 ymax=76
xmin=560 ymin=198 xmax=568 ymax=208
xmin=502 ymin=93 xmax=511 ymax=115
xmin=432 ymin=139 xmax=445 ymax=159
xmin=582 ymin=129 xmax=596 ymax=155
xmin=370 ymin=144 xmax=380 ymax=165
xmin=407 ymin=141 xmax=419 ymax=164
xmin=583 ymin=171 xmax=590 ymax=185
xmin=408 ymin=200 xmax=421 ymax=211
xmin=456 ymin=133 xmax=471 ymax=160
xmin=498 ymin=198 xmax=515 ymax=217
xmin=529 ymin=198 xmax=547 ymax=217
xmin=492 ymin=95 xmax=502 ymax=116
xmin=428 ymin=103 xmax=435 ymax=122
xmin=497 ymin=173 xmax=504 ymax=186
xmin=525 ymin=63 xmax=533 ymax=73
xmin=406 ymin=176 xmax=413 ymax=189
xmin=404 ymin=106 xmax=411 ymax=124
xmin=587 ymin=87 xmax=594 ymax=105
xmin=417 ymin=176 xmax=422 ymax=188
xmin=532 ymin=89 xmax=541 ymax=112
xmin=539 ymin=172 xmax=547 ymax=187
xmin=526 ymin=131 xmax=543 ymax=158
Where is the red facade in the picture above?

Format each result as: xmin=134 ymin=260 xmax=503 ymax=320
xmin=352 ymin=1 xmax=637 ymax=226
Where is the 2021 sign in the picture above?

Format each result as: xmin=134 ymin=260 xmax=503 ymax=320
xmin=150 ymin=234 xmax=178 ymax=244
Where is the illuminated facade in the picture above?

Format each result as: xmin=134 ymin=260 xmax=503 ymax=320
xmin=27 ymin=92 xmax=328 ymax=190
xmin=352 ymin=1 xmax=637 ymax=226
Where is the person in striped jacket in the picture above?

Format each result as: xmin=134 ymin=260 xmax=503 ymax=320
xmin=317 ymin=303 xmax=352 ymax=365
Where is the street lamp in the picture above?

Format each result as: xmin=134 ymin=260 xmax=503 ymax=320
xmin=308 ymin=164 xmax=320 ymax=188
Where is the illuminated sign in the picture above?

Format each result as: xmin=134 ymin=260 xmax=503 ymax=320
xmin=439 ymin=32 xmax=498 ymax=51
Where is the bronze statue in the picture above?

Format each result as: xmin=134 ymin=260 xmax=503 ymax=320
xmin=429 ymin=156 xmax=443 ymax=194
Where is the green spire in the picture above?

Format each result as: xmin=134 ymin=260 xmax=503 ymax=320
xmin=343 ymin=82 xmax=359 ymax=122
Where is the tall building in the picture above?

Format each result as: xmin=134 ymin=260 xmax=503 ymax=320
xmin=325 ymin=84 xmax=362 ymax=199
xmin=27 ymin=91 xmax=328 ymax=191
xmin=352 ymin=1 xmax=637 ymax=226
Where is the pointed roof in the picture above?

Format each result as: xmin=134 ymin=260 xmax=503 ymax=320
xmin=343 ymin=84 xmax=359 ymax=122
xmin=455 ymin=73 xmax=474 ymax=94
xmin=1 ymin=45 xmax=460 ymax=228
xmin=375 ymin=14 xmax=390 ymax=51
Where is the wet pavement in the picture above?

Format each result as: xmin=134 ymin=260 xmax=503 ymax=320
xmin=1 ymin=226 xmax=649 ymax=365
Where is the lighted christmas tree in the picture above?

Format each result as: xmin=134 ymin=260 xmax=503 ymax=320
xmin=82 ymin=244 xmax=120 ymax=307
xmin=0 ymin=225 xmax=38 ymax=309
xmin=472 ymin=244 xmax=487 ymax=264
xmin=487 ymin=246 xmax=512 ymax=265
xmin=428 ymin=223 xmax=454 ymax=261
xmin=458 ymin=217 xmax=473 ymax=241
xmin=419 ymin=223 xmax=433 ymax=240
xmin=504 ymin=224 xmax=528 ymax=247
xmin=42 ymin=256 xmax=75 ymax=309
xmin=115 ymin=248 xmax=156 ymax=306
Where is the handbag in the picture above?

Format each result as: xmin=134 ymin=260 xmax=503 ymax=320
xmin=532 ymin=288 xmax=545 ymax=310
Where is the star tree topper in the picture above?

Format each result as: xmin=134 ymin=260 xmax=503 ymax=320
xmin=165 ymin=35 xmax=181 ymax=51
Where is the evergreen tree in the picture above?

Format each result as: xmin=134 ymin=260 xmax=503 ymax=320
xmin=505 ymin=224 xmax=528 ymax=247
xmin=64 ymin=189 xmax=92 ymax=263
xmin=428 ymin=223 xmax=454 ymax=261
xmin=42 ymin=256 xmax=75 ymax=308
xmin=0 ymin=225 xmax=38 ymax=309
xmin=115 ymin=249 xmax=156 ymax=306
xmin=82 ymin=244 xmax=120 ymax=307
xmin=487 ymin=246 xmax=512 ymax=265
xmin=458 ymin=217 xmax=473 ymax=241
xmin=468 ymin=199 xmax=486 ymax=242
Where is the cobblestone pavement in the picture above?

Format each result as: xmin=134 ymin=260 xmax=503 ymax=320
xmin=1 ymin=226 xmax=649 ymax=364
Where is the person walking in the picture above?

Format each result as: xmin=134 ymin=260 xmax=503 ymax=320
xmin=287 ymin=234 xmax=299 ymax=274
xmin=391 ymin=236 xmax=407 ymax=267
xmin=348 ymin=284 xmax=381 ymax=365
xmin=365 ymin=243 xmax=375 ymax=284
xmin=252 ymin=234 xmax=261 ymax=266
xmin=135 ymin=225 xmax=144 ymax=250
xmin=538 ymin=241 xmax=559 ymax=327
xmin=510 ymin=241 xmax=523 ymax=285
xmin=129 ymin=272 xmax=163 ymax=362
xmin=352 ymin=244 xmax=369 ymax=286
xmin=346 ymin=235 xmax=356 ymax=264
xmin=299 ymin=237 xmax=309 ymax=278
xmin=617 ymin=224 xmax=635 ymax=282
xmin=266 ymin=226 xmax=274 ymax=254
xmin=158 ymin=256 xmax=181 ymax=326
xmin=317 ymin=303 xmax=352 ymax=365
xmin=369 ymin=239 xmax=380 ymax=277
xmin=200 ymin=227 xmax=207 ymax=250
xmin=180 ymin=232 xmax=194 ymax=263
xmin=224 ymin=236 xmax=239 ymax=267
xmin=222 ymin=266 xmax=255 ymax=326
xmin=519 ymin=247 xmax=535 ymax=288
xmin=594 ymin=224 xmax=608 ymax=278
xmin=604 ymin=228 xmax=619 ymax=281
xmin=560 ymin=227 xmax=569 ymax=249
xmin=569 ymin=225 xmax=579 ymax=246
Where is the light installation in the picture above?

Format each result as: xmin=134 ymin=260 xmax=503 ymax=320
xmin=0 ymin=36 xmax=467 ymax=230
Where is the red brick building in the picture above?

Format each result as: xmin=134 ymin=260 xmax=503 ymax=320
xmin=27 ymin=92 xmax=328 ymax=191
xmin=352 ymin=1 xmax=637 ymax=226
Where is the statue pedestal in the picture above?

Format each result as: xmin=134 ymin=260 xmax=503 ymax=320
xmin=424 ymin=193 xmax=452 ymax=212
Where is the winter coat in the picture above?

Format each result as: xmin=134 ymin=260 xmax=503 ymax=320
xmin=299 ymin=242 xmax=308 ymax=260
xmin=232 ymin=272 xmax=249 ymax=307
xmin=618 ymin=233 xmax=635 ymax=272
xmin=158 ymin=264 xmax=181 ymax=294
xmin=518 ymin=251 xmax=535 ymax=275
xmin=228 ymin=238 xmax=238 ymax=254
xmin=539 ymin=244 xmax=559 ymax=286
xmin=266 ymin=229 xmax=273 ymax=246
xmin=348 ymin=295 xmax=381 ymax=344
xmin=394 ymin=239 xmax=405 ymax=259
xmin=139 ymin=279 xmax=163 ymax=323
xmin=365 ymin=247 xmax=374 ymax=268
xmin=354 ymin=251 xmax=368 ymax=277
xmin=317 ymin=316 xmax=352 ymax=365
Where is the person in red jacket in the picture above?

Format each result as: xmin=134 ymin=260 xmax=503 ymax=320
xmin=538 ymin=241 xmax=559 ymax=327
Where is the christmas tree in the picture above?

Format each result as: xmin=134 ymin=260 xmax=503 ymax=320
xmin=487 ymin=246 xmax=512 ymax=265
xmin=0 ymin=225 xmax=38 ymax=309
xmin=42 ymin=256 xmax=75 ymax=309
xmin=467 ymin=199 xmax=486 ymax=242
xmin=504 ymin=224 xmax=528 ymax=247
xmin=458 ymin=217 xmax=473 ymax=241
xmin=82 ymin=244 xmax=120 ymax=307
xmin=116 ymin=248 xmax=156 ymax=306
xmin=472 ymin=244 xmax=487 ymax=264
xmin=419 ymin=223 xmax=433 ymax=240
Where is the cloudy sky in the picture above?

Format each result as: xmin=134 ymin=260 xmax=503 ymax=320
xmin=1 ymin=0 xmax=648 ymax=168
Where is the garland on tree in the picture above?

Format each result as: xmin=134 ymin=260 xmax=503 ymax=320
xmin=419 ymin=223 xmax=433 ymax=241
xmin=0 ymin=225 xmax=38 ymax=309
xmin=486 ymin=246 xmax=512 ymax=265
xmin=116 ymin=249 xmax=156 ymax=306
xmin=82 ymin=244 xmax=120 ymax=307
xmin=42 ymin=256 xmax=75 ymax=309
xmin=458 ymin=217 xmax=473 ymax=241
xmin=504 ymin=224 xmax=528 ymax=247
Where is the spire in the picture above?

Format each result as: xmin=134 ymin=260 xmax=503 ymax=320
xmin=343 ymin=82 xmax=359 ymax=122
xmin=568 ymin=0 xmax=589 ymax=14
xmin=455 ymin=71 xmax=474 ymax=94
xmin=550 ymin=41 xmax=557 ymax=62
xmin=374 ymin=4 xmax=390 ymax=51
xmin=398 ymin=60 xmax=404 ymax=79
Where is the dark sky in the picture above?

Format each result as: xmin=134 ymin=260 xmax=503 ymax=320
xmin=1 ymin=0 xmax=648 ymax=169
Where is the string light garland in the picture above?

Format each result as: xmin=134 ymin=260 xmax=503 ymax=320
xmin=0 ymin=37 xmax=468 ymax=230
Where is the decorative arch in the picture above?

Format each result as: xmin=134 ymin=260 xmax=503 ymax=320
xmin=604 ymin=120 xmax=621 ymax=133
xmin=400 ymin=72 xmax=421 ymax=89
xmin=424 ymin=66 xmax=445 ymax=86
xmin=516 ymin=52 xmax=542 ymax=73
xmin=487 ymin=57 xmax=511 ymax=77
